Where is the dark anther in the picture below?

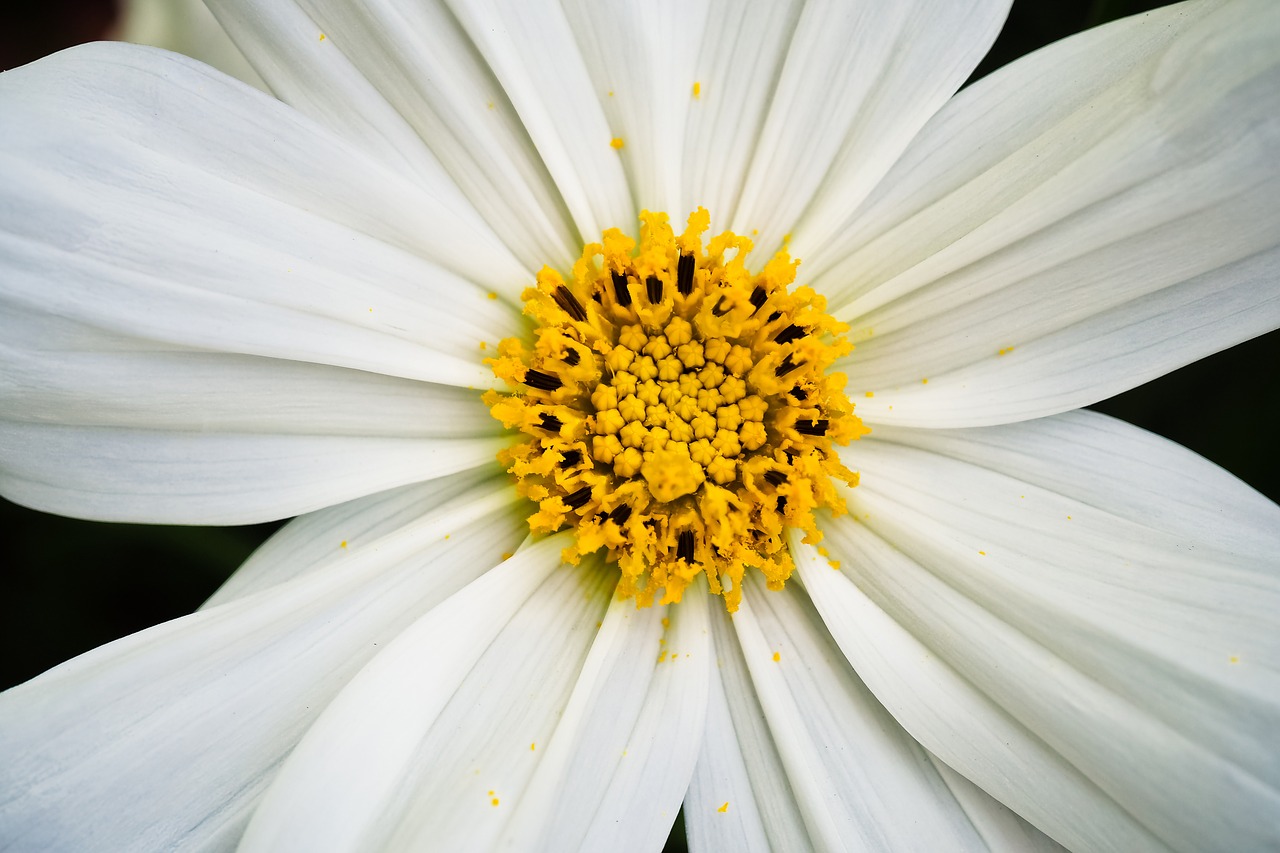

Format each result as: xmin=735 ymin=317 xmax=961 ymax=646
xmin=553 ymin=285 xmax=587 ymax=321
xmin=564 ymin=349 xmax=581 ymax=366
xmin=608 ymin=504 xmax=632 ymax=524
xmin=796 ymin=419 xmax=829 ymax=436
xmin=612 ymin=271 xmax=632 ymax=307
xmin=677 ymin=530 xmax=695 ymax=561
xmin=592 ymin=291 xmax=603 ymax=303
xmin=767 ymin=311 xmax=781 ymax=323
xmin=711 ymin=295 xmax=731 ymax=317
xmin=538 ymin=413 xmax=563 ymax=432
xmin=646 ymin=275 xmax=664 ymax=303
xmin=790 ymin=387 xmax=808 ymax=401
xmin=773 ymin=324 xmax=807 ymax=345
xmin=749 ymin=286 xmax=768 ymax=311
xmin=560 ymin=449 xmax=582 ymax=467
xmin=564 ymin=486 xmax=591 ymax=509
xmin=677 ymin=253 xmax=695 ymax=295
xmin=776 ymin=495 xmax=788 ymax=514
xmin=774 ymin=354 xmax=803 ymax=376
xmin=764 ymin=469 xmax=787 ymax=486
xmin=524 ymin=369 xmax=562 ymax=391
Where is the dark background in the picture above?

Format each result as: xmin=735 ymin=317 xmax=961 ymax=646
xmin=1 ymin=4 xmax=1276 ymax=848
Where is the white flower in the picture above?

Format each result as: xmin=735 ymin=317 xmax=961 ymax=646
xmin=1 ymin=0 xmax=1278 ymax=851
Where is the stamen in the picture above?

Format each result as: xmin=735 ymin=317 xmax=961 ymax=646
xmin=612 ymin=271 xmax=632 ymax=307
xmin=796 ymin=419 xmax=829 ymax=436
xmin=749 ymin=286 xmax=767 ymax=311
xmin=773 ymin=324 xmax=806 ymax=345
xmin=563 ymin=486 xmax=591 ymax=509
xmin=774 ymin=354 xmax=803 ymax=376
xmin=608 ymin=504 xmax=632 ymax=524
xmin=764 ymin=469 xmax=787 ymax=486
xmin=646 ymin=274 xmax=663 ymax=304
xmin=553 ymin=285 xmax=587 ymax=321
xmin=524 ymin=369 xmax=562 ymax=391
xmin=676 ymin=530 xmax=695 ymax=562
xmin=537 ymin=413 xmax=563 ymax=432
xmin=677 ymin=253 xmax=695 ymax=296
xmin=560 ymin=449 xmax=582 ymax=467
xmin=564 ymin=349 xmax=581 ymax=366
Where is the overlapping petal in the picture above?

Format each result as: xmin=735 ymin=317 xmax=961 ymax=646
xmin=241 ymin=538 xmax=709 ymax=852
xmin=803 ymin=411 xmax=1280 ymax=850
xmin=0 ymin=476 xmax=525 ymax=851
xmin=812 ymin=0 xmax=1280 ymax=427
xmin=0 ymin=44 xmax=530 ymax=523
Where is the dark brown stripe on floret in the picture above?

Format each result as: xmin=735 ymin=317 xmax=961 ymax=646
xmin=677 ymin=253 xmax=695 ymax=295
xmin=677 ymin=530 xmax=695 ymax=561
xmin=524 ymin=369 xmax=562 ymax=391
xmin=612 ymin=271 xmax=632 ymax=307
xmin=773 ymin=324 xmax=807 ymax=345
xmin=554 ymin=285 xmax=587 ymax=321
xmin=646 ymin=275 xmax=663 ymax=303
xmin=796 ymin=419 xmax=828 ymax=436
xmin=564 ymin=486 xmax=591 ymax=509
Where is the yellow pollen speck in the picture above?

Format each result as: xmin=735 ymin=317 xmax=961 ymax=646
xmin=480 ymin=341 xmax=488 ymax=351
xmin=610 ymin=137 xmax=625 ymax=150
xmin=501 ymin=551 xmax=513 ymax=561
xmin=1067 ymin=515 xmax=1073 ymax=520
xmin=318 ymin=32 xmax=326 ymax=41
xmin=488 ymin=292 xmax=498 ymax=300
xmin=530 ymin=742 xmax=537 ymax=751
xmin=978 ymin=550 xmax=986 ymax=556
xmin=998 ymin=346 xmax=1015 ymax=356
xmin=772 ymin=651 xmax=781 ymax=662
xmin=484 ymin=209 xmax=864 ymax=611
xmin=1229 ymin=655 xmax=1241 ymax=664
xmin=662 ymin=617 xmax=670 ymax=628
xmin=921 ymin=378 xmax=929 ymax=385
xmin=487 ymin=100 xmax=495 ymax=110
xmin=491 ymin=798 xmax=499 ymax=807
xmin=339 ymin=540 xmax=347 ymax=549
xmin=718 ymin=802 xmax=730 ymax=813
xmin=864 ymin=391 xmax=874 ymax=398
xmin=692 ymin=81 xmax=701 ymax=99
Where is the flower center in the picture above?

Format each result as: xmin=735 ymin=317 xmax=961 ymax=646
xmin=484 ymin=209 xmax=866 ymax=610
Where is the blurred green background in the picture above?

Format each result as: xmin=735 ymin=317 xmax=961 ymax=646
xmin=0 ymin=4 xmax=1276 ymax=849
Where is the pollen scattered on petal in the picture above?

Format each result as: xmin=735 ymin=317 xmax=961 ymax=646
xmin=318 ymin=32 xmax=326 ymax=41
xmin=339 ymin=540 xmax=347 ymax=549
xmin=718 ymin=802 xmax=730 ymax=813
xmin=998 ymin=346 xmax=1015 ymax=356
xmin=692 ymin=81 xmax=702 ymax=99
xmin=1229 ymin=655 xmax=1241 ymax=664
xmin=610 ymin=137 xmax=625 ymax=150
xmin=772 ymin=651 xmax=781 ymax=662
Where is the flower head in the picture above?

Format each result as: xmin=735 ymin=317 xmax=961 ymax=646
xmin=0 ymin=1 xmax=1278 ymax=851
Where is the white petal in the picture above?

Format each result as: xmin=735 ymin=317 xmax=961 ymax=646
xmin=816 ymin=1 xmax=1280 ymax=427
xmin=805 ymin=412 xmax=1280 ymax=850
xmin=243 ymin=538 xmax=707 ymax=852
xmin=499 ymin=589 xmax=710 ymax=852
xmin=203 ymin=467 xmax=504 ymax=607
xmin=0 ymin=417 xmax=508 ymax=525
xmin=205 ymin=0 xmax=583 ymax=269
xmin=0 ymin=44 xmax=524 ymax=381
xmin=730 ymin=574 xmax=993 ymax=851
xmin=730 ymin=0 xmax=1009 ymax=256
xmin=0 ymin=481 xmax=526 ymax=852
xmin=559 ymin=0 xmax=711 ymax=217
xmin=679 ymin=1 xmax=806 ymax=232
xmin=926 ymin=754 xmax=1067 ymax=853
xmin=442 ymin=0 xmax=635 ymax=241
xmin=684 ymin=594 xmax=822 ymax=852
xmin=117 ymin=0 xmax=269 ymax=91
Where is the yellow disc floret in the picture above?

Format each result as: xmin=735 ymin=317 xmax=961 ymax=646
xmin=484 ymin=209 xmax=867 ymax=610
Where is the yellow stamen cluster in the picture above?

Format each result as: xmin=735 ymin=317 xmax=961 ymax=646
xmin=485 ymin=209 xmax=866 ymax=610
